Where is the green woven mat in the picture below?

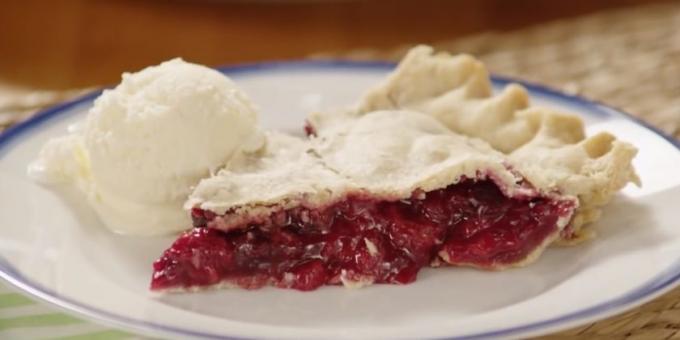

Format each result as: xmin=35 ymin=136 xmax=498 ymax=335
xmin=0 ymin=284 xmax=132 ymax=339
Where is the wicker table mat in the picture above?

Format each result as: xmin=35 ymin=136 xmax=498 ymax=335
xmin=1 ymin=2 xmax=679 ymax=339
xmin=322 ymin=2 xmax=680 ymax=141
xmin=325 ymin=3 xmax=680 ymax=339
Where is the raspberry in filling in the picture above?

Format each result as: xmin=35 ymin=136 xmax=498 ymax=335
xmin=303 ymin=120 xmax=317 ymax=137
xmin=151 ymin=179 xmax=575 ymax=292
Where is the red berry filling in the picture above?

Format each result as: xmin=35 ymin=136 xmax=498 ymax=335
xmin=303 ymin=120 xmax=317 ymax=137
xmin=151 ymin=179 xmax=574 ymax=292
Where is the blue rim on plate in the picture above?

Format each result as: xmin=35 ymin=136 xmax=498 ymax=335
xmin=1 ymin=60 xmax=679 ymax=339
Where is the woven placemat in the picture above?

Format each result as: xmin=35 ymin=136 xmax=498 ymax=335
xmin=323 ymin=2 xmax=680 ymax=141
xmin=0 ymin=2 xmax=678 ymax=339
xmin=322 ymin=2 xmax=680 ymax=339
xmin=0 ymin=84 xmax=88 ymax=134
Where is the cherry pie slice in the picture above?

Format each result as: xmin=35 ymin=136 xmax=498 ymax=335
xmin=150 ymin=47 xmax=638 ymax=292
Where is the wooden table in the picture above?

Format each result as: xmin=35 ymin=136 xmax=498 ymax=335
xmin=0 ymin=0 xmax=667 ymax=89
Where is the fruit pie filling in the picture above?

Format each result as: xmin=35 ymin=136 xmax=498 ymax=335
xmin=151 ymin=178 xmax=575 ymax=291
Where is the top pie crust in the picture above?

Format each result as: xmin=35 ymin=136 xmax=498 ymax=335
xmin=188 ymin=110 xmax=545 ymax=231
xmin=189 ymin=45 xmax=639 ymax=243
xmin=309 ymin=45 xmax=640 ymax=242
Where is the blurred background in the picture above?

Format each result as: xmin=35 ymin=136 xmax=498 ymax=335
xmin=0 ymin=0 xmax=674 ymax=89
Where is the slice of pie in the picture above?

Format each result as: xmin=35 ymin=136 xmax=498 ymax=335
xmin=150 ymin=46 xmax=639 ymax=292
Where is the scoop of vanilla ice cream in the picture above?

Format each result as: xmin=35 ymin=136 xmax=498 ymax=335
xmin=29 ymin=58 xmax=262 ymax=235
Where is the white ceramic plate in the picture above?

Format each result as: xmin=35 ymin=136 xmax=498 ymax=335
xmin=1 ymin=61 xmax=679 ymax=340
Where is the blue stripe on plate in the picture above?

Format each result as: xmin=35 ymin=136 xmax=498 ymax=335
xmin=0 ymin=60 xmax=679 ymax=339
